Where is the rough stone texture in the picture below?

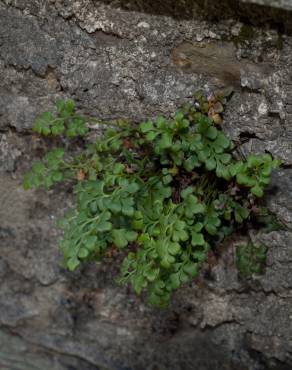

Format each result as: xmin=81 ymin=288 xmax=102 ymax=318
xmin=241 ymin=0 xmax=292 ymax=11
xmin=1 ymin=1 xmax=292 ymax=369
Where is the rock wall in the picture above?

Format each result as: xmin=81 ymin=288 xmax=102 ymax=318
xmin=1 ymin=1 xmax=292 ymax=369
xmin=241 ymin=0 xmax=292 ymax=11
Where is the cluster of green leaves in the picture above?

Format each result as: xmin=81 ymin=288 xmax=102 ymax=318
xmin=24 ymin=92 xmax=281 ymax=306
xmin=23 ymin=148 xmax=66 ymax=189
xmin=229 ymin=154 xmax=280 ymax=197
xmin=33 ymin=99 xmax=88 ymax=137
xmin=236 ymin=243 xmax=267 ymax=276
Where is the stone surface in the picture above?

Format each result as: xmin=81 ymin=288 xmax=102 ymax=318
xmin=241 ymin=0 xmax=292 ymax=11
xmin=1 ymin=1 xmax=292 ymax=370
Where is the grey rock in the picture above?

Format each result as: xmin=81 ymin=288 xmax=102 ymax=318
xmin=240 ymin=0 xmax=292 ymax=11
xmin=0 ymin=133 xmax=22 ymax=172
xmin=1 ymin=1 xmax=292 ymax=370
xmin=0 ymin=328 xmax=108 ymax=370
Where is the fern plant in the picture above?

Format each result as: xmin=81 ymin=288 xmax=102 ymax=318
xmin=24 ymin=92 xmax=281 ymax=306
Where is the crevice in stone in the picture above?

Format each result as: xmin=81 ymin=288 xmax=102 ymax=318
xmin=73 ymin=0 xmax=292 ymax=34
xmin=90 ymin=29 xmax=128 ymax=42
xmin=0 ymin=124 xmax=32 ymax=136
xmin=281 ymin=163 xmax=292 ymax=169
xmin=238 ymin=131 xmax=261 ymax=143
xmin=58 ymin=8 xmax=130 ymax=44
xmin=240 ymin=85 xmax=264 ymax=94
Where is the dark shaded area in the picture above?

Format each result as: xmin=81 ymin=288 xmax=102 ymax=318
xmin=96 ymin=0 xmax=292 ymax=33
